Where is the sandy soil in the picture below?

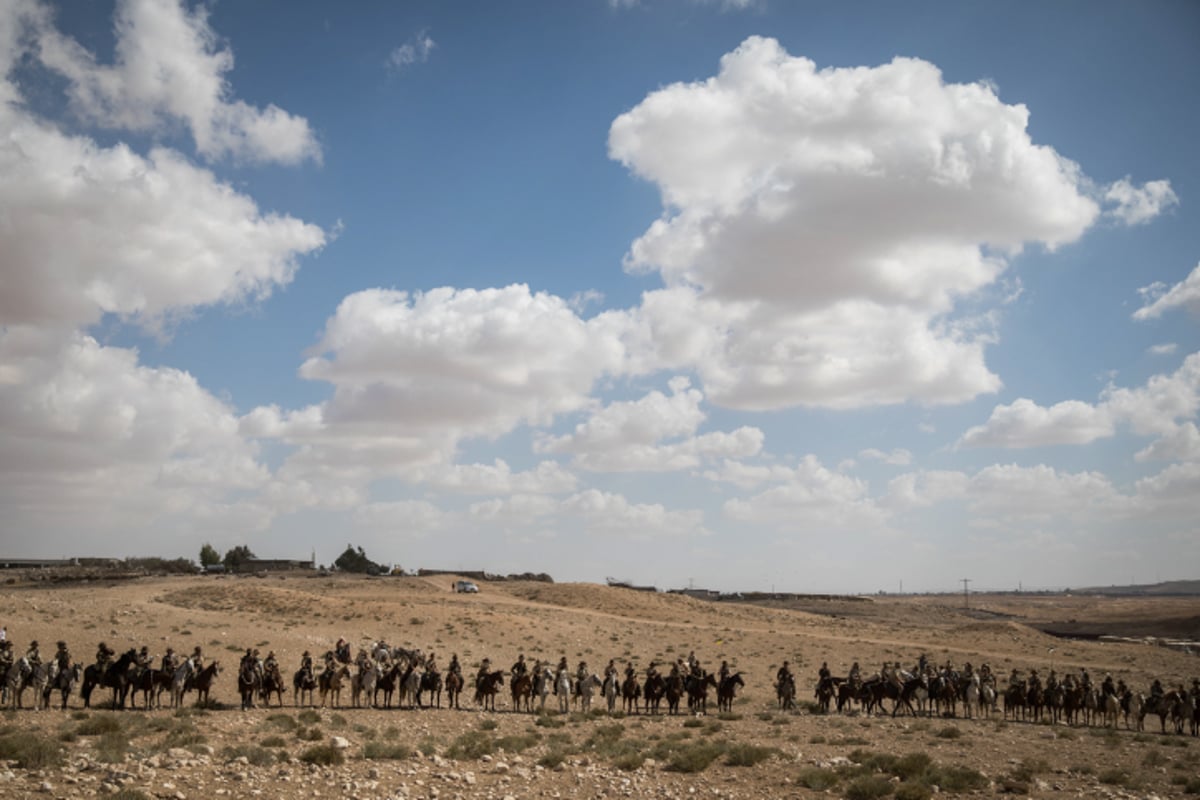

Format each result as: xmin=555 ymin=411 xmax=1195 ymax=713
xmin=0 ymin=573 xmax=1197 ymax=799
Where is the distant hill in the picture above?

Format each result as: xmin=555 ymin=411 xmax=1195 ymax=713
xmin=1074 ymin=579 xmax=1200 ymax=596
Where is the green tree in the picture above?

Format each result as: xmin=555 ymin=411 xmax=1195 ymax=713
xmin=199 ymin=543 xmax=220 ymax=567
xmin=334 ymin=544 xmax=381 ymax=574
xmin=223 ymin=545 xmax=256 ymax=572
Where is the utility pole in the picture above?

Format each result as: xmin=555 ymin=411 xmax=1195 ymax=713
xmin=961 ymin=578 xmax=971 ymax=610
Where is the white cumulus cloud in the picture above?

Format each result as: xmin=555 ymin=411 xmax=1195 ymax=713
xmin=1104 ymin=177 xmax=1179 ymax=226
xmin=1134 ymin=262 xmax=1200 ymax=321
xmin=609 ymin=37 xmax=1110 ymax=410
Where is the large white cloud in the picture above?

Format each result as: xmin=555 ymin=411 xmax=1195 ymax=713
xmin=723 ymin=455 xmax=886 ymax=530
xmin=1104 ymin=178 xmax=1179 ymax=226
xmin=607 ymin=37 xmax=1130 ymax=410
xmin=31 ymin=0 xmax=320 ymax=164
xmin=959 ymin=353 xmax=1200 ymax=459
xmin=536 ymin=376 xmax=763 ymax=471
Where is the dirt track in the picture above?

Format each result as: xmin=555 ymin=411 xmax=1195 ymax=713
xmin=1 ymin=574 xmax=1198 ymax=798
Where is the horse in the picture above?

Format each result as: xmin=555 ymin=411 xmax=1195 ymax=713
xmin=293 ymin=665 xmax=316 ymax=707
xmin=664 ymin=673 xmax=685 ymax=715
xmin=978 ymin=680 xmax=996 ymax=719
xmin=643 ymin=674 xmax=664 ymax=715
xmin=776 ymin=675 xmax=795 ymax=711
xmin=555 ymin=671 xmax=571 ymax=714
xmin=260 ymin=665 xmax=285 ymax=707
xmin=476 ymin=670 xmax=504 ymax=712
xmin=533 ymin=667 xmax=553 ymax=711
xmin=511 ymin=671 xmax=533 ymax=713
xmin=319 ymin=664 xmax=350 ymax=708
xmin=718 ymin=672 xmax=744 ymax=714
xmin=836 ymin=681 xmax=860 ymax=713
xmin=621 ymin=674 xmax=641 ymax=714
xmin=81 ymin=650 xmax=138 ymax=710
xmin=237 ymin=661 xmax=263 ymax=710
xmin=132 ymin=667 xmax=173 ymax=710
xmin=685 ymin=672 xmax=718 ymax=715
xmin=418 ymin=669 xmax=442 ymax=709
xmin=1003 ymin=681 xmax=1025 ymax=721
xmin=375 ymin=662 xmax=401 ymax=709
xmin=171 ymin=660 xmax=195 ymax=709
xmin=814 ymin=675 xmax=839 ymax=714
xmin=44 ymin=663 xmax=82 ymax=711
xmin=445 ymin=670 xmax=464 ymax=710
xmin=351 ymin=663 xmax=379 ymax=709
xmin=602 ymin=673 xmax=620 ymax=713
xmin=190 ymin=661 xmax=221 ymax=706
xmin=963 ymin=675 xmax=981 ymax=720
xmin=399 ymin=664 xmax=422 ymax=710
xmin=4 ymin=657 xmax=34 ymax=709
xmin=577 ymin=673 xmax=602 ymax=713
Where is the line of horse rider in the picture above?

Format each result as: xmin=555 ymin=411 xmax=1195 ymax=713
xmin=802 ymin=654 xmax=1200 ymax=735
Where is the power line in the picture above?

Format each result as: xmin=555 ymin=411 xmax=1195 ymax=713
xmin=961 ymin=578 xmax=971 ymax=610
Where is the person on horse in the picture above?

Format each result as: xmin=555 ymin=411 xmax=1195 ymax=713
xmin=264 ymin=650 xmax=279 ymax=677
xmin=625 ymin=661 xmax=636 ymax=680
xmin=575 ymin=660 xmax=588 ymax=697
xmin=776 ymin=660 xmax=793 ymax=691
xmin=669 ymin=659 xmax=681 ymax=679
xmin=1080 ymin=668 xmax=1092 ymax=692
xmin=645 ymin=660 xmax=658 ymax=681
xmin=191 ymin=645 xmax=204 ymax=670
xmin=554 ymin=657 xmax=568 ymax=695
xmin=1115 ymin=677 xmax=1128 ymax=698
xmin=848 ymin=661 xmax=861 ymax=690
xmin=1101 ymin=674 xmax=1115 ymax=698
xmin=1009 ymin=667 xmax=1021 ymax=687
xmin=604 ymin=659 xmax=617 ymax=684
xmin=818 ymin=661 xmax=831 ymax=682
xmin=1028 ymin=669 xmax=1042 ymax=692
xmin=687 ymin=650 xmax=699 ymax=672
xmin=448 ymin=653 xmax=461 ymax=677
xmin=95 ymin=641 xmax=114 ymax=671
xmin=0 ymin=641 xmax=12 ymax=674
xmin=1150 ymin=678 xmax=1164 ymax=699
xmin=1045 ymin=669 xmax=1058 ymax=693
xmin=241 ymin=648 xmax=257 ymax=677
xmin=300 ymin=650 xmax=314 ymax=676
xmin=161 ymin=647 xmax=177 ymax=674
xmin=25 ymin=640 xmax=40 ymax=666
xmin=719 ymin=660 xmax=731 ymax=685
xmin=425 ymin=651 xmax=439 ymax=674
xmin=980 ymin=662 xmax=993 ymax=686
xmin=918 ymin=652 xmax=928 ymax=674
xmin=335 ymin=638 xmax=351 ymax=665
xmin=354 ymin=648 xmax=371 ymax=672
xmin=511 ymin=654 xmax=527 ymax=680
xmin=476 ymin=658 xmax=491 ymax=691
xmin=53 ymin=641 xmax=70 ymax=677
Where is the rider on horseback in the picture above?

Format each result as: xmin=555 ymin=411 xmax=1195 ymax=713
xmin=511 ymin=654 xmax=527 ymax=679
xmin=604 ymin=659 xmax=617 ymax=684
xmin=719 ymin=660 xmax=731 ymax=684
xmin=264 ymin=651 xmax=279 ymax=677
xmin=191 ymin=645 xmax=204 ymax=670
xmin=448 ymin=653 xmax=461 ymax=677
xmin=776 ymin=660 xmax=793 ymax=691
xmin=425 ymin=651 xmax=439 ymax=674
xmin=300 ymin=650 xmax=314 ymax=676
xmin=554 ymin=657 xmax=568 ymax=695
xmin=161 ymin=647 xmax=177 ymax=674
xmin=136 ymin=646 xmax=153 ymax=671
xmin=53 ymin=641 xmax=70 ymax=677
xmin=1101 ymin=674 xmax=1115 ymax=698
xmin=335 ymin=638 xmax=351 ymax=665
xmin=848 ymin=661 xmax=861 ymax=690
xmin=25 ymin=640 xmax=40 ymax=667
xmin=476 ymin=658 xmax=491 ymax=691
xmin=575 ymin=660 xmax=588 ymax=697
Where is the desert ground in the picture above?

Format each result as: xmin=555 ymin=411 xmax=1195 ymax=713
xmin=1 ymin=572 xmax=1198 ymax=799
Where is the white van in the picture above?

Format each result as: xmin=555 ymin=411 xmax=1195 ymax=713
xmin=455 ymin=580 xmax=480 ymax=593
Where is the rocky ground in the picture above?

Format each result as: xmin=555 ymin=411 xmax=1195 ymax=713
xmin=0 ymin=574 xmax=1197 ymax=799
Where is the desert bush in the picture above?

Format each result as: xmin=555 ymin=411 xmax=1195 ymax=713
xmin=895 ymin=782 xmax=933 ymax=800
xmin=664 ymin=741 xmax=725 ymax=773
xmin=260 ymin=735 xmax=287 ymax=748
xmin=162 ymin=725 xmax=206 ymax=749
xmin=844 ymin=774 xmax=893 ymax=800
xmin=613 ymin=750 xmax=645 ymax=771
xmin=480 ymin=719 xmax=499 ymax=731
xmin=363 ymin=741 xmax=414 ymax=760
xmin=538 ymin=749 xmax=567 ymax=769
xmin=299 ymin=743 xmax=344 ymax=766
xmin=496 ymin=733 xmax=540 ymax=753
xmin=933 ymin=725 xmax=962 ymax=739
xmin=1143 ymin=749 xmax=1168 ymax=767
xmin=446 ymin=730 xmax=496 ymax=760
xmin=891 ymin=752 xmax=932 ymax=780
xmin=221 ymin=744 xmax=276 ymax=765
xmin=924 ymin=764 xmax=987 ymax=792
xmin=0 ymin=731 xmax=63 ymax=769
xmin=264 ymin=713 xmax=298 ymax=731
xmin=1098 ymin=768 xmax=1139 ymax=789
xmin=1183 ymin=776 xmax=1200 ymax=794
xmin=717 ymin=711 xmax=742 ymax=721
xmin=77 ymin=714 xmax=123 ymax=736
xmin=96 ymin=730 xmax=130 ymax=763
xmin=297 ymin=709 xmax=321 ymax=724
xmin=296 ymin=726 xmax=323 ymax=741
xmin=796 ymin=767 xmax=839 ymax=790
xmin=724 ymin=743 xmax=777 ymax=767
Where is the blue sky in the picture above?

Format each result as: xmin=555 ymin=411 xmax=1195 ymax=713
xmin=2 ymin=0 xmax=1198 ymax=593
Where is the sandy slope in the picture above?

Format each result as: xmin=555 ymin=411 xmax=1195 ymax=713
xmin=1 ymin=574 xmax=1197 ymax=799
